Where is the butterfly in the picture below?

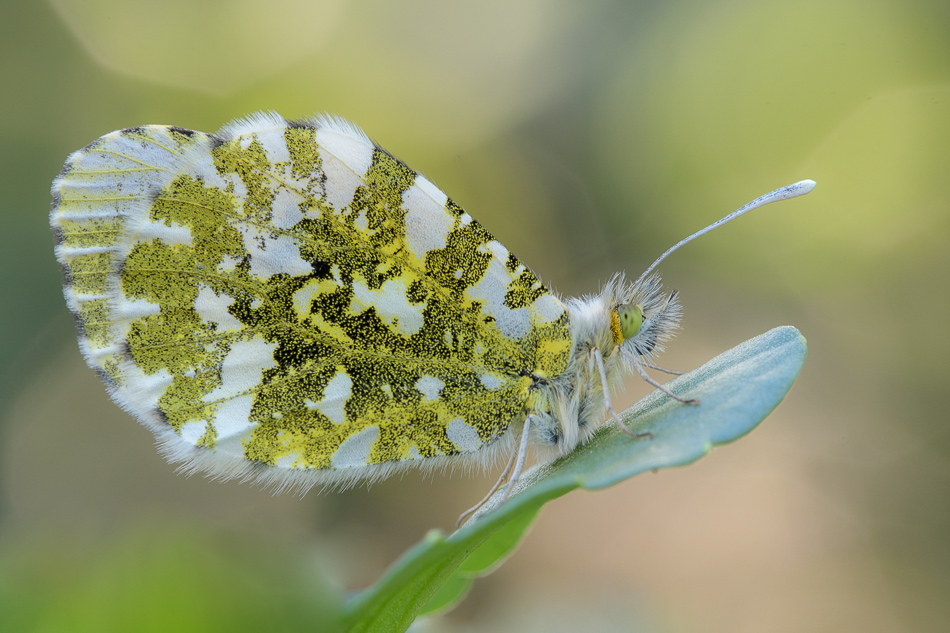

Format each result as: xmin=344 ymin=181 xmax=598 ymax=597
xmin=50 ymin=111 xmax=814 ymax=517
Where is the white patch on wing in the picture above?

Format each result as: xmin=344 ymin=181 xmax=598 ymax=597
xmin=179 ymin=420 xmax=207 ymax=446
xmin=292 ymin=278 xmax=339 ymax=318
xmin=416 ymin=376 xmax=444 ymax=401
xmin=276 ymin=452 xmax=302 ymax=468
xmin=218 ymin=254 xmax=241 ymax=272
xmin=271 ymin=188 xmax=303 ymax=229
xmin=446 ymin=418 xmax=482 ymax=452
xmin=137 ymin=219 xmax=193 ymax=246
xmin=67 ymin=128 xmax=180 ymax=190
xmin=203 ymin=337 xmax=277 ymax=403
xmin=309 ymin=371 xmax=351 ymax=424
xmin=403 ymin=181 xmax=455 ymax=258
xmin=236 ymin=223 xmax=312 ymax=279
xmin=256 ymin=129 xmax=291 ymax=164
xmin=354 ymin=211 xmax=368 ymax=232
xmin=484 ymin=240 xmax=509 ymax=263
xmin=186 ymin=152 xmax=230 ymax=191
xmin=212 ymin=395 xmax=257 ymax=454
xmin=316 ymin=126 xmax=374 ymax=211
xmin=414 ymin=176 xmax=448 ymax=207
xmin=194 ymin=285 xmax=243 ymax=331
xmin=116 ymin=297 xmax=160 ymax=321
xmin=468 ymin=259 xmax=530 ymax=340
xmin=532 ymin=294 xmax=564 ymax=324
xmin=121 ymin=363 xmax=173 ymax=410
xmin=229 ymin=175 xmax=248 ymax=202
xmin=332 ymin=426 xmax=378 ymax=468
xmin=351 ymin=277 xmax=425 ymax=335
xmin=479 ymin=373 xmax=503 ymax=390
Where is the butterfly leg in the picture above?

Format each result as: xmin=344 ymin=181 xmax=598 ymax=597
xmin=501 ymin=413 xmax=533 ymax=504
xmin=641 ymin=362 xmax=685 ymax=376
xmin=621 ymin=347 xmax=699 ymax=405
xmin=593 ymin=348 xmax=651 ymax=439
xmin=456 ymin=416 xmax=531 ymax=527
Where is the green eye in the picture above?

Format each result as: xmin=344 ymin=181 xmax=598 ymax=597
xmin=616 ymin=303 xmax=643 ymax=341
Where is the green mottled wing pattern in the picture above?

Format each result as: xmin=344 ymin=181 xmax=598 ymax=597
xmin=51 ymin=112 xmax=572 ymax=487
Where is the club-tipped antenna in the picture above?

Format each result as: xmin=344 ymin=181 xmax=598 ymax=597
xmin=633 ymin=179 xmax=816 ymax=287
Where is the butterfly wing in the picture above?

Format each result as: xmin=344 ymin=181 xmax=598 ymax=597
xmin=51 ymin=112 xmax=572 ymax=489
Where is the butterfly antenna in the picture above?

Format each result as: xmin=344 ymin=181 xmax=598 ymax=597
xmin=633 ymin=180 xmax=816 ymax=287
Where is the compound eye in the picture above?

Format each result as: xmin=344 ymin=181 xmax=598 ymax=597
xmin=613 ymin=303 xmax=643 ymax=341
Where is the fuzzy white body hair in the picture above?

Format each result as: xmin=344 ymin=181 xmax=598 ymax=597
xmin=528 ymin=273 xmax=682 ymax=463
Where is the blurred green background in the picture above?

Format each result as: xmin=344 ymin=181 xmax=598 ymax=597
xmin=2 ymin=0 xmax=949 ymax=631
